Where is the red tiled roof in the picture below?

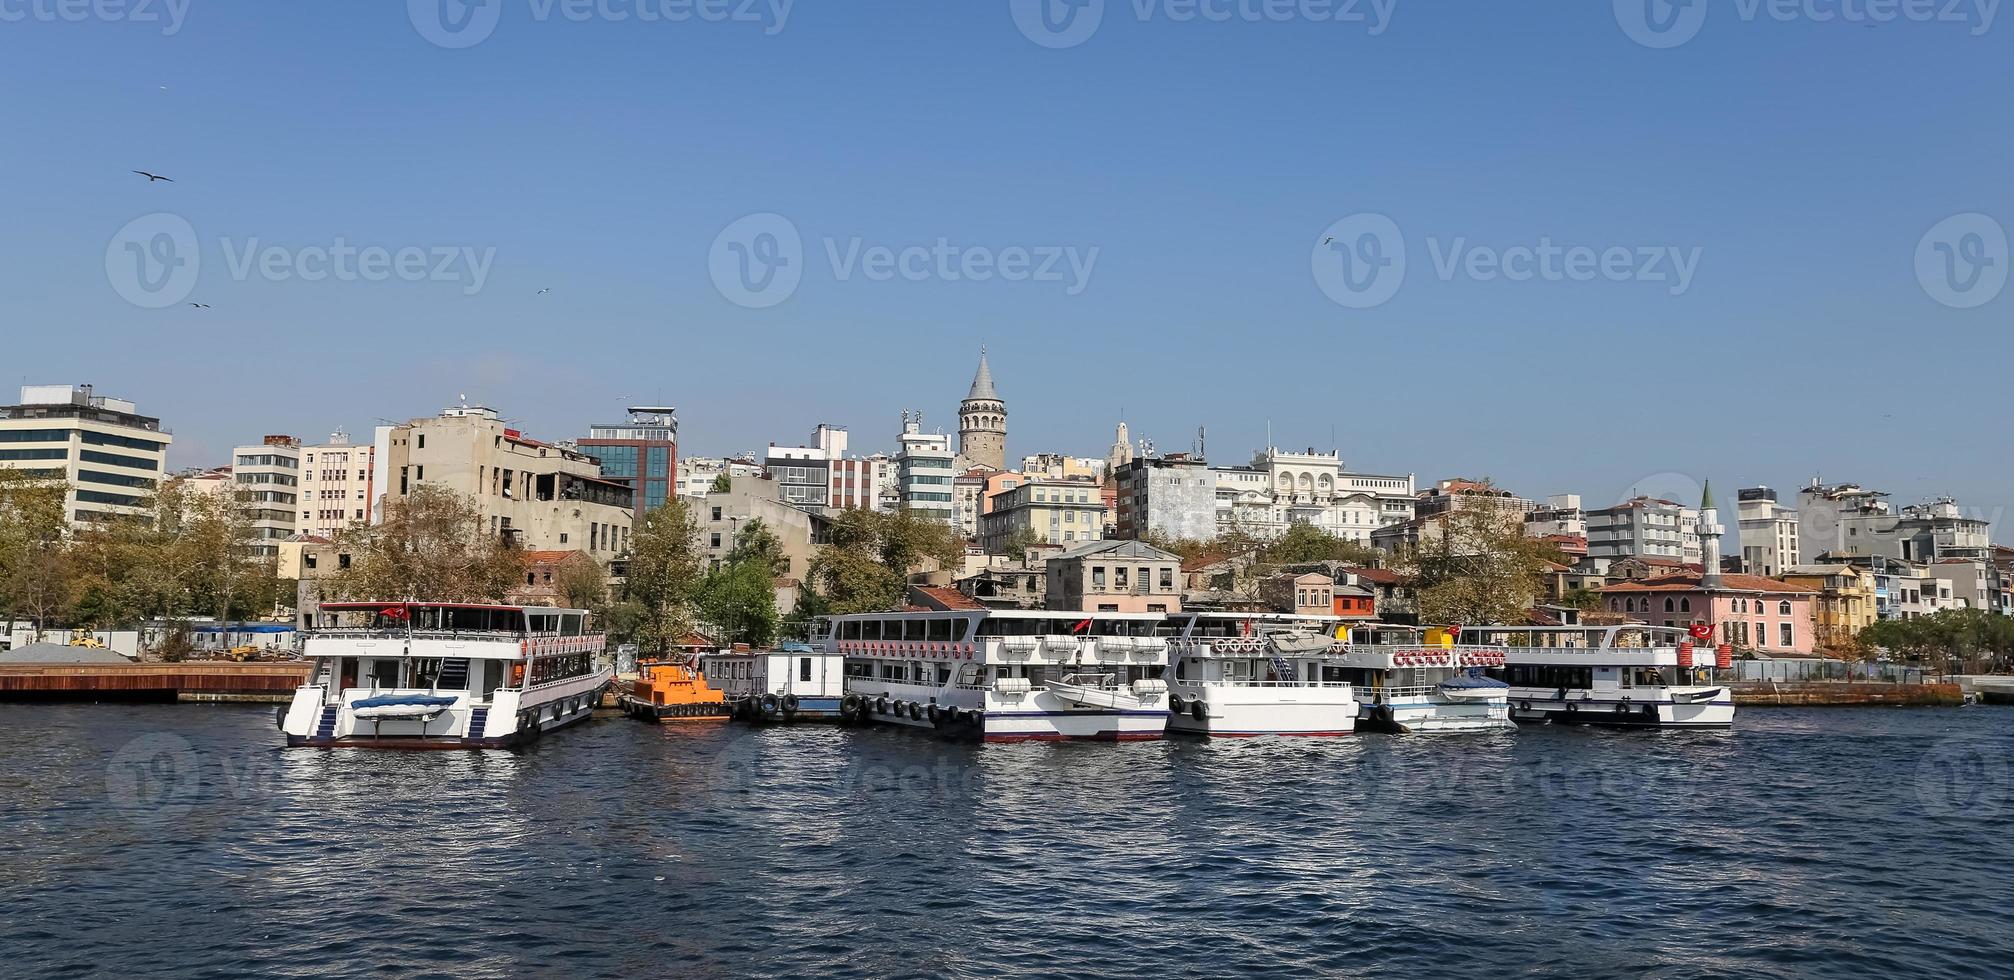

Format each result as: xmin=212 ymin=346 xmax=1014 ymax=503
xmin=910 ymin=585 xmax=986 ymax=611
xmin=1339 ymin=566 xmax=1401 ymax=585
xmin=1599 ymin=572 xmax=1816 ymax=594
xmin=1181 ymin=551 xmax=1231 ymax=572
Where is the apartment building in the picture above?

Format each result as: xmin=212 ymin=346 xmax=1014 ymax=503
xmin=580 ymin=406 xmax=677 ymax=513
xmin=0 ymin=384 xmax=171 ymax=526
xmin=1737 ymin=486 xmax=1799 ymax=577
xmin=980 ymin=477 xmax=1105 ymax=553
xmin=298 ymin=430 xmax=376 ymax=538
xmin=1044 ymin=539 xmax=1183 ymax=614
xmin=233 ymin=435 xmax=300 ymax=556
xmin=1586 ymin=496 xmax=1702 ymax=565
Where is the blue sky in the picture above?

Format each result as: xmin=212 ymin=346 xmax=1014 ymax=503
xmin=3 ymin=1 xmax=2009 ymax=534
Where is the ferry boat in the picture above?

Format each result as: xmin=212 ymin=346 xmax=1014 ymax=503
xmin=616 ymin=656 xmax=730 ymax=722
xmin=1331 ymin=625 xmax=1515 ymax=734
xmin=1484 ymin=625 xmax=1735 ymax=730
xmin=703 ymin=642 xmax=846 ymax=722
xmin=1164 ymin=613 xmax=1357 ymax=736
xmin=816 ymin=610 xmax=1170 ymax=742
xmin=279 ymin=602 xmax=612 ymax=749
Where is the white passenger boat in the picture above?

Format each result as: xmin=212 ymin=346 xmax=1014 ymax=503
xmin=1164 ymin=613 xmax=1357 ymax=737
xmin=279 ymin=602 xmax=612 ymax=749
xmin=815 ymin=610 xmax=1170 ymax=742
xmin=1482 ymin=625 xmax=1735 ymax=730
xmin=1331 ymin=626 xmax=1515 ymax=734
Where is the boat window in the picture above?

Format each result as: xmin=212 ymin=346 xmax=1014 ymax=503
xmin=800 ymin=657 xmax=812 ymax=682
xmin=928 ymin=618 xmax=952 ymax=641
xmin=561 ymin=614 xmax=583 ymax=636
xmin=843 ymin=620 xmax=862 ymax=640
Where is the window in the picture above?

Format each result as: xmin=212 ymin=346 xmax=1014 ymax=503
xmin=1664 ymin=598 xmax=1675 ymax=613
xmin=1779 ymin=600 xmax=1792 ymax=615
xmin=799 ymin=657 xmax=812 ymax=682
xmin=1780 ymin=622 xmax=1795 ymax=647
xmin=1679 ymin=598 xmax=1691 ymax=612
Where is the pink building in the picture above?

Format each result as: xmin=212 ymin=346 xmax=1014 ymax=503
xmin=1599 ymin=572 xmax=1818 ymax=656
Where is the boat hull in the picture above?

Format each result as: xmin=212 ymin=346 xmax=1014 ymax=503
xmin=1507 ymin=690 xmax=1735 ymax=729
xmin=1356 ymin=695 xmax=1514 ymax=734
xmin=1167 ymin=687 xmax=1357 ymax=737
xmin=618 ymin=694 xmax=731 ymax=723
xmin=847 ymin=681 xmax=1168 ymax=741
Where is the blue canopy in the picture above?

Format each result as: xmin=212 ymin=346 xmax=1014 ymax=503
xmin=1439 ymin=675 xmax=1509 ymax=690
xmin=352 ymin=694 xmax=458 ymax=709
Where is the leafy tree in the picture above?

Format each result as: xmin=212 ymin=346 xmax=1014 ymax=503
xmin=1387 ymin=505 xmax=1552 ymax=626
xmin=326 ymin=485 xmax=524 ymax=604
xmin=700 ymin=554 xmax=779 ymax=647
xmin=558 ymin=559 xmax=608 ymax=611
xmin=621 ymin=497 xmax=706 ymax=653
xmin=805 ymin=508 xmax=962 ymax=614
xmin=1264 ymin=522 xmax=1383 ymax=566
xmin=0 ymin=470 xmax=72 ymax=637
xmin=710 ymin=472 xmax=735 ymax=493
xmin=726 ymin=517 xmax=788 ymax=576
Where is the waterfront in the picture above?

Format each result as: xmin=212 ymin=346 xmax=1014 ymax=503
xmin=2 ymin=706 xmax=2010 ymax=978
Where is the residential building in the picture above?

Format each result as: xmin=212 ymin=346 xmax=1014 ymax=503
xmin=580 ymin=406 xmax=678 ymax=513
xmin=509 ymin=550 xmax=600 ymax=606
xmin=830 ymin=453 xmax=896 ymax=512
xmin=177 ymin=465 xmax=235 ymax=506
xmin=1261 ymin=571 xmax=1335 ymax=616
xmin=0 ymin=384 xmax=170 ymax=526
xmin=765 ymin=443 xmax=832 ymax=513
xmin=1045 ymin=539 xmax=1183 ymax=613
xmin=1797 ymin=480 xmax=1995 ymax=563
xmin=1780 ymin=564 xmax=1879 ymax=652
xmin=1736 ymin=486 xmax=1799 ymax=577
xmin=1021 ymin=453 xmax=1103 ymax=482
xmin=698 ymin=475 xmax=822 ymax=611
xmin=676 ymin=454 xmax=761 ymax=500
xmin=233 ymin=435 xmax=301 ymax=557
xmin=954 ymin=468 xmax=1023 ymax=539
xmin=1586 ymin=496 xmax=1702 ymax=565
xmin=382 ymin=402 xmax=633 ymax=557
xmin=1114 ymin=454 xmax=1217 ymax=542
xmin=1525 ymin=494 xmax=1587 ymax=538
xmin=1932 ymin=558 xmax=2005 ymax=613
xmin=1415 ymin=478 xmax=1531 ymax=519
xmin=895 ymin=411 xmax=956 ymax=524
xmin=956 ymin=552 xmax=1050 ymax=609
xmin=1212 ymin=449 xmax=1416 ymax=541
xmin=298 ymin=430 xmax=376 ymax=538
xmin=956 ymin=349 xmax=1007 ymax=472
xmin=980 ymin=477 xmax=1105 ymax=553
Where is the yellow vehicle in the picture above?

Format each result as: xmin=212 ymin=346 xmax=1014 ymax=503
xmin=67 ymin=631 xmax=107 ymax=649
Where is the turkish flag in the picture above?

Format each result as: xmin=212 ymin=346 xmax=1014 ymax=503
xmin=381 ymin=605 xmax=410 ymax=620
xmin=1071 ymin=618 xmax=1093 ymax=634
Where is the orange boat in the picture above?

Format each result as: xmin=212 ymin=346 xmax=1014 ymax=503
xmin=616 ymin=659 xmax=730 ymax=722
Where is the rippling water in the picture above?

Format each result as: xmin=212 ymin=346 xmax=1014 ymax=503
xmin=1 ymin=704 xmax=2010 ymax=978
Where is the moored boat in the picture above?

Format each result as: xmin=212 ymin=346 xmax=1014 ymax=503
xmin=279 ymin=602 xmax=611 ymax=749
xmin=703 ymin=642 xmax=846 ymax=722
xmin=1164 ymin=613 xmax=1357 ymax=737
xmin=616 ymin=656 xmax=730 ymax=722
xmin=1331 ymin=626 xmax=1516 ymax=733
xmin=1486 ymin=625 xmax=1735 ymax=730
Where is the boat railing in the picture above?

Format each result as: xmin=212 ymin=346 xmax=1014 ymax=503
xmin=1359 ymin=684 xmax=1446 ymax=700
xmin=1175 ymin=678 xmax=1353 ymax=689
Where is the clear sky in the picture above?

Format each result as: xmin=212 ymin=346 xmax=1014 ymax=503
xmin=3 ymin=1 xmax=2009 ymax=535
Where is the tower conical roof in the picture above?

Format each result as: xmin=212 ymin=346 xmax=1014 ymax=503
xmin=1701 ymin=479 xmax=1715 ymax=511
xmin=966 ymin=348 xmax=998 ymax=401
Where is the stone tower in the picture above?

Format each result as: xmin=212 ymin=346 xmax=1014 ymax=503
xmin=958 ymin=347 xmax=1006 ymax=472
xmin=1106 ymin=420 xmax=1133 ymax=478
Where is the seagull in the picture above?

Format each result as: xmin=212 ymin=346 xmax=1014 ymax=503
xmin=188 ymin=302 xmax=210 ymax=308
xmin=1322 ymin=236 xmax=1334 ymax=245
xmin=133 ymin=170 xmax=173 ymax=182
xmin=536 ymin=287 xmax=552 ymax=295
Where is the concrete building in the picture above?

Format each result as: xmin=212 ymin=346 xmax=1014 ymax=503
xmin=1261 ymin=571 xmax=1335 ymax=616
xmin=676 ymin=454 xmax=762 ymax=500
xmin=956 ymin=349 xmax=1007 ymax=473
xmin=1781 ymin=563 xmax=1879 ymax=652
xmin=1416 ymin=478 xmax=1532 ymax=519
xmin=0 ymin=384 xmax=171 ymax=526
xmin=980 ymin=477 xmax=1105 ymax=553
xmin=830 ymin=453 xmax=896 ymax=513
xmin=580 ymin=406 xmax=677 ymax=514
xmin=233 ymin=435 xmax=301 ymax=557
xmin=1211 ymin=449 xmax=1416 ymax=542
xmin=298 ymin=430 xmax=376 ymax=538
xmin=1045 ymin=539 xmax=1183 ymax=614
xmin=1797 ymin=481 xmax=1995 ymax=564
xmin=698 ymin=475 xmax=821 ymax=611
xmin=1586 ymin=496 xmax=1702 ymax=565
xmin=1736 ymin=486 xmax=1799 ymax=578
xmin=1022 ymin=453 xmax=1103 ymax=482
xmin=1525 ymin=494 xmax=1587 ymax=538
xmin=1600 ymin=572 xmax=1817 ymax=655
xmin=896 ymin=411 xmax=956 ymax=524
xmin=382 ymin=402 xmax=633 ymax=558
xmin=954 ymin=468 xmax=1023 ymax=540
xmin=1114 ymin=454 xmax=1217 ymax=542
xmin=765 ymin=443 xmax=832 ymax=513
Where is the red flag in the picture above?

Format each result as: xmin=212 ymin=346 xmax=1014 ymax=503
xmin=1071 ymin=618 xmax=1092 ymax=634
xmin=381 ymin=605 xmax=409 ymax=620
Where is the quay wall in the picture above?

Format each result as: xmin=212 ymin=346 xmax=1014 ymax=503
xmin=1732 ymin=681 xmax=1962 ymax=707
xmin=0 ymin=662 xmax=311 ymax=702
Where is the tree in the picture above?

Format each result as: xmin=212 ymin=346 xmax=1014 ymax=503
xmin=1264 ymin=522 xmax=1383 ymax=566
xmin=710 ymin=472 xmax=734 ymax=493
xmin=805 ymin=508 xmax=963 ymax=615
xmin=558 ymin=559 xmax=608 ymax=611
xmin=700 ymin=555 xmax=779 ymax=647
xmin=1387 ymin=505 xmax=1552 ymax=626
xmin=326 ymin=485 xmax=524 ymax=604
xmin=622 ymin=497 xmax=706 ymax=653
xmin=0 ymin=470 xmax=72 ymax=637
xmin=726 ymin=518 xmax=788 ymax=576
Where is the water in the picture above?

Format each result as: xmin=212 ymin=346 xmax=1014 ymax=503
xmin=1 ymin=704 xmax=2010 ymax=979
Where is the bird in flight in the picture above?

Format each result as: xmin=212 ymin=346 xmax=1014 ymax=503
xmin=133 ymin=170 xmax=174 ymax=182
xmin=188 ymin=302 xmax=211 ymax=309
xmin=536 ymin=287 xmax=552 ymax=295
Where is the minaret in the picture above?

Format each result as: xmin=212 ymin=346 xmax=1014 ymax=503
xmin=1699 ymin=480 xmax=1725 ymax=589
xmin=957 ymin=347 xmax=1006 ymax=472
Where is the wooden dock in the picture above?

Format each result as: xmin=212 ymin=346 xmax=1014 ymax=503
xmin=0 ymin=662 xmax=312 ymax=702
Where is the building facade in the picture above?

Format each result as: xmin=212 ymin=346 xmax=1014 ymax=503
xmin=580 ymin=406 xmax=677 ymax=514
xmin=0 ymin=384 xmax=171 ymax=526
xmin=896 ymin=411 xmax=956 ymax=524
xmin=298 ymin=431 xmax=376 ymax=538
xmin=1781 ymin=564 xmax=1879 ymax=652
xmin=980 ymin=477 xmax=1105 ymax=553
xmin=382 ymin=403 xmax=633 ymax=558
xmin=1525 ymin=494 xmax=1587 ymax=538
xmin=1736 ymin=486 xmax=1799 ymax=577
xmin=1044 ymin=539 xmax=1183 ymax=614
xmin=1798 ymin=481 xmax=1995 ymax=564
xmin=1114 ymin=454 xmax=1217 ymax=542
xmin=1586 ymin=496 xmax=1702 ymax=565
xmin=233 ymin=435 xmax=300 ymax=557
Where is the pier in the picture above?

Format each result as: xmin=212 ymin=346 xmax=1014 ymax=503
xmin=1730 ymin=681 xmax=1963 ymax=707
xmin=0 ymin=662 xmax=311 ymax=703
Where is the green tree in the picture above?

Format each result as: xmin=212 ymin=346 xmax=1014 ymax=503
xmin=700 ymin=554 xmax=779 ymax=647
xmin=326 ymin=485 xmax=525 ymax=604
xmin=710 ymin=472 xmax=735 ymax=493
xmin=0 ymin=470 xmax=73 ymax=637
xmin=726 ymin=517 xmax=788 ymax=575
xmin=1387 ymin=504 xmax=1552 ymax=626
xmin=622 ymin=497 xmax=706 ymax=653
xmin=1264 ymin=522 xmax=1383 ymax=566
xmin=804 ymin=508 xmax=962 ymax=615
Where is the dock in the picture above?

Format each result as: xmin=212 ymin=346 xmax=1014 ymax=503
xmin=1731 ymin=681 xmax=1963 ymax=707
xmin=0 ymin=662 xmax=312 ymax=703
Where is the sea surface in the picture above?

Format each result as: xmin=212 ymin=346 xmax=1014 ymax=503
xmin=0 ymin=703 xmax=2009 ymax=979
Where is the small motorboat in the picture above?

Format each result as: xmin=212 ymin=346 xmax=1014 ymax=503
xmin=350 ymin=694 xmax=457 ymax=721
xmin=1435 ymin=673 xmax=1511 ymax=702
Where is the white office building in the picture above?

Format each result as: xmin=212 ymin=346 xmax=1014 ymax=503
xmin=0 ymin=384 xmax=171 ymax=527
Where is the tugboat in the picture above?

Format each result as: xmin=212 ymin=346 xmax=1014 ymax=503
xmin=616 ymin=655 xmax=731 ymax=722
